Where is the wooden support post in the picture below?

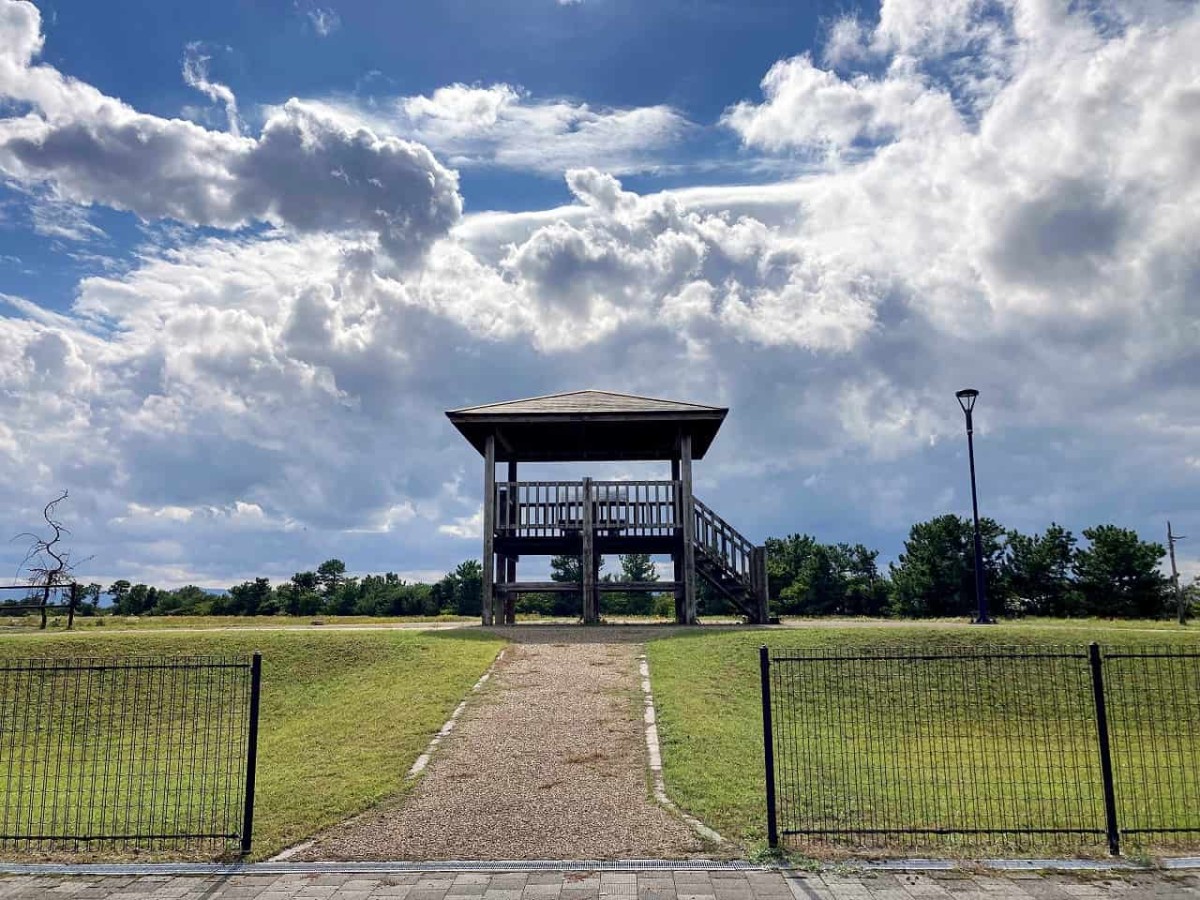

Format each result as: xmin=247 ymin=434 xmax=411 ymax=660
xmin=582 ymin=477 xmax=596 ymax=623
xmin=505 ymin=461 xmax=518 ymax=625
xmin=505 ymin=557 xmax=517 ymax=625
xmin=671 ymin=458 xmax=684 ymax=623
xmin=496 ymin=483 xmax=509 ymax=624
xmin=759 ymin=545 xmax=770 ymax=623
xmin=680 ymin=433 xmax=698 ymax=625
xmin=482 ymin=433 xmax=496 ymax=626
xmin=751 ymin=546 xmax=769 ymax=624
xmin=495 ymin=550 xmax=507 ymax=627
xmin=671 ymin=550 xmax=684 ymax=623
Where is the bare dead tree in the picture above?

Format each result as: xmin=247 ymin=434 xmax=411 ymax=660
xmin=12 ymin=490 xmax=82 ymax=629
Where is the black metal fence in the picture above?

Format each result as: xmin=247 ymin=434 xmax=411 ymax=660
xmin=760 ymin=643 xmax=1200 ymax=855
xmin=0 ymin=653 xmax=261 ymax=855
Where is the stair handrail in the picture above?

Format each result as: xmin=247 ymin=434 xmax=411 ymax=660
xmin=692 ymin=495 xmax=755 ymax=585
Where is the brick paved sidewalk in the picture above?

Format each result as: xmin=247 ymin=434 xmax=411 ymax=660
xmin=2 ymin=869 xmax=1199 ymax=900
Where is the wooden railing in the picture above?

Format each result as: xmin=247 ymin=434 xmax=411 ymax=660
xmin=495 ymin=480 xmax=681 ymax=538
xmin=692 ymin=495 xmax=755 ymax=587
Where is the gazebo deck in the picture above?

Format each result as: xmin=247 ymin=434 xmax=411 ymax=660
xmin=445 ymin=390 xmax=769 ymax=625
xmin=493 ymin=477 xmax=762 ymax=613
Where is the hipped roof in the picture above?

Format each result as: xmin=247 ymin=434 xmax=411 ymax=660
xmin=446 ymin=390 xmax=728 ymax=462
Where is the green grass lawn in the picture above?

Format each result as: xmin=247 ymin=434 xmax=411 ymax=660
xmin=647 ymin=619 xmax=1200 ymax=858
xmin=0 ymin=628 xmax=504 ymax=859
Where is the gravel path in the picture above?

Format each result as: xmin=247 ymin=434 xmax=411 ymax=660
xmin=297 ymin=637 xmax=712 ymax=860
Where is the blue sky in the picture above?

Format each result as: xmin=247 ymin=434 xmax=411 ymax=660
xmin=0 ymin=0 xmax=852 ymax=304
xmin=0 ymin=0 xmax=1197 ymax=590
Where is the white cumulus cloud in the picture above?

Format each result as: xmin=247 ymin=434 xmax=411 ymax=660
xmin=322 ymin=82 xmax=692 ymax=175
xmin=0 ymin=1 xmax=460 ymax=265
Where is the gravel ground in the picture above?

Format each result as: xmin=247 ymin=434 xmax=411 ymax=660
xmin=296 ymin=635 xmax=714 ymax=860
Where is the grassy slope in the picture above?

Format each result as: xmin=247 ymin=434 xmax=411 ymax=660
xmin=647 ymin=619 xmax=1200 ymax=856
xmin=0 ymin=628 xmax=504 ymax=858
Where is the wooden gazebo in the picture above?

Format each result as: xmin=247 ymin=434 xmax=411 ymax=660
xmin=446 ymin=390 xmax=769 ymax=625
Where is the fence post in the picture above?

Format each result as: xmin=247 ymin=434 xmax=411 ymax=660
xmin=240 ymin=652 xmax=263 ymax=856
xmin=760 ymin=645 xmax=779 ymax=848
xmin=1088 ymin=642 xmax=1120 ymax=856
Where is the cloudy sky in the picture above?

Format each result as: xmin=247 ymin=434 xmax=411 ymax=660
xmin=0 ymin=0 xmax=1197 ymax=590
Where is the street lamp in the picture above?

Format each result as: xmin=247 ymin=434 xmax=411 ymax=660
xmin=956 ymin=388 xmax=993 ymax=624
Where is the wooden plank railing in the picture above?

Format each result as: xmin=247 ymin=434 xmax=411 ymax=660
xmin=495 ymin=480 xmax=681 ymax=538
xmin=692 ymin=495 xmax=754 ymax=587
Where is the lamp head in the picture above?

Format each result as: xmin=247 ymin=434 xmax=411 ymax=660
xmin=955 ymin=388 xmax=979 ymax=414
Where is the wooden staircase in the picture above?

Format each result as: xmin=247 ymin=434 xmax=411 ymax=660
xmin=692 ymin=496 xmax=770 ymax=623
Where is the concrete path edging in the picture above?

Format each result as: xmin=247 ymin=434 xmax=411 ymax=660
xmin=638 ymin=655 xmax=726 ymax=847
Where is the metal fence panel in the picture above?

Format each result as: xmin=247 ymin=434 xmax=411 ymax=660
xmin=761 ymin=643 xmax=1200 ymax=855
xmin=0 ymin=654 xmax=260 ymax=855
xmin=1103 ymin=649 xmax=1200 ymax=848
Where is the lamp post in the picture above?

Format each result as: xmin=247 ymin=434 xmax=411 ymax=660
xmin=956 ymin=388 xmax=993 ymax=624
xmin=1168 ymin=522 xmax=1186 ymax=625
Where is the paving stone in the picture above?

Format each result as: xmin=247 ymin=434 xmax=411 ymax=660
xmin=814 ymin=885 xmax=870 ymax=900
xmin=2 ymin=870 xmax=1200 ymax=900
xmin=970 ymin=876 xmax=1029 ymax=896
xmin=638 ymin=889 xmax=679 ymax=900
xmin=783 ymin=878 xmax=836 ymax=900
xmin=562 ymin=883 xmax=601 ymax=893
xmin=563 ymin=884 xmax=600 ymax=894
xmin=414 ymin=879 xmax=456 ymax=890
xmin=491 ymin=877 xmax=531 ymax=889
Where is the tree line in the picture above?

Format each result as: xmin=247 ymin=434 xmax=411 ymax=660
xmin=91 ymin=558 xmax=487 ymax=618
xmin=768 ymin=515 xmax=1194 ymax=619
xmin=86 ymin=553 xmax=668 ymax=619
xmin=17 ymin=516 xmax=1193 ymax=621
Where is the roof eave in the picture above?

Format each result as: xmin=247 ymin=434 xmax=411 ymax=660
xmin=445 ymin=409 xmax=728 ymax=425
